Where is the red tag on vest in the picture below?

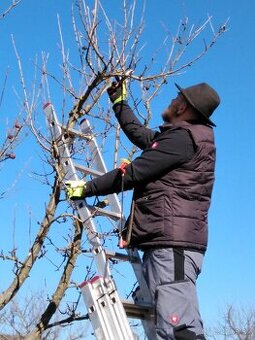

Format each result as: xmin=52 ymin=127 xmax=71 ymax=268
xmin=151 ymin=141 xmax=158 ymax=149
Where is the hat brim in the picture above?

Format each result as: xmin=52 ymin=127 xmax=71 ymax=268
xmin=175 ymin=83 xmax=216 ymax=127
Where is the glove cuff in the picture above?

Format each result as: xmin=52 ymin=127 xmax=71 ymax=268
xmin=113 ymin=96 xmax=125 ymax=105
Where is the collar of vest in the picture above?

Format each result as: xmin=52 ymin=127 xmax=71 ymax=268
xmin=159 ymin=120 xmax=192 ymax=132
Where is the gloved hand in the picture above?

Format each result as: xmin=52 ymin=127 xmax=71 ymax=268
xmin=65 ymin=180 xmax=86 ymax=200
xmin=119 ymin=158 xmax=131 ymax=174
xmin=107 ymin=80 xmax=127 ymax=104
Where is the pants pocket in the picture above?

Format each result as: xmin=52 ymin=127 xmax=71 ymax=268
xmin=155 ymin=280 xmax=195 ymax=339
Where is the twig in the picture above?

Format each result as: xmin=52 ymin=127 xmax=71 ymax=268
xmin=0 ymin=0 xmax=21 ymax=20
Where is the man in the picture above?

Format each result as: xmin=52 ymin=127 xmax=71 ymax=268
xmin=66 ymin=80 xmax=220 ymax=339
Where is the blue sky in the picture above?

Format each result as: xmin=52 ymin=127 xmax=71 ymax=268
xmin=1 ymin=0 xmax=255 ymax=337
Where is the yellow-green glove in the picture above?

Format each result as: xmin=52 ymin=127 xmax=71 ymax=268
xmin=65 ymin=180 xmax=86 ymax=200
xmin=107 ymin=80 xmax=127 ymax=104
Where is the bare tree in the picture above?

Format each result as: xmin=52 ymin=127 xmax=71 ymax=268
xmin=0 ymin=0 xmax=228 ymax=338
xmin=206 ymin=304 xmax=255 ymax=340
xmin=0 ymin=289 xmax=88 ymax=339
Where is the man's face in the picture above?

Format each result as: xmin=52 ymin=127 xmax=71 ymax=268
xmin=161 ymin=93 xmax=185 ymax=123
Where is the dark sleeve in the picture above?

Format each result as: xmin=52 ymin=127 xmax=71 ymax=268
xmin=113 ymin=101 xmax=157 ymax=150
xmin=84 ymin=168 xmax=123 ymax=197
xmin=84 ymin=128 xmax=195 ymax=197
xmin=121 ymin=128 xmax=195 ymax=187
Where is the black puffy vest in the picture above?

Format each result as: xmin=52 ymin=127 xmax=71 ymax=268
xmin=129 ymin=122 xmax=215 ymax=252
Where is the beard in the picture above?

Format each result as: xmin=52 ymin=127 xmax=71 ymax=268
xmin=161 ymin=106 xmax=178 ymax=123
xmin=161 ymin=111 xmax=169 ymax=123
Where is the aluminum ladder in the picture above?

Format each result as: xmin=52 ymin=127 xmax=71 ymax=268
xmin=44 ymin=102 xmax=156 ymax=340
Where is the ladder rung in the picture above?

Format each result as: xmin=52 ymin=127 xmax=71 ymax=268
xmin=121 ymin=300 xmax=154 ymax=320
xmin=105 ymin=250 xmax=140 ymax=263
xmin=60 ymin=125 xmax=93 ymax=140
xmin=74 ymin=163 xmax=104 ymax=177
xmin=87 ymin=205 xmax=121 ymax=221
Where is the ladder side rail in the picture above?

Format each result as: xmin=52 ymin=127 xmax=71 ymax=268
xmin=83 ymin=280 xmax=113 ymax=340
xmin=44 ymin=103 xmax=111 ymax=278
xmin=104 ymin=277 xmax=138 ymax=340
xmin=80 ymin=276 xmax=136 ymax=340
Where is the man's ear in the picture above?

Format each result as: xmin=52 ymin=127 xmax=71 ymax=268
xmin=176 ymin=102 xmax=188 ymax=115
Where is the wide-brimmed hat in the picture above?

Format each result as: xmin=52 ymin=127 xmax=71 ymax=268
xmin=175 ymin=82 xmax=220 ymax=127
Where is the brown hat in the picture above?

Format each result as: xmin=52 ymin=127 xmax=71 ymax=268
xmin=175 ymin=82 xmax=220 ymax=127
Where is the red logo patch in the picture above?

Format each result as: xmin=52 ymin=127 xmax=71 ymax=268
xmin=170 ymin=314 xmax=179 ymax=324
xmin=151 ymin=142 xmax=158 ymax=149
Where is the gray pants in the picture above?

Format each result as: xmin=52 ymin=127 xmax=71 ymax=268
xmin=142 ymin=248 xmax=205 ymax=340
